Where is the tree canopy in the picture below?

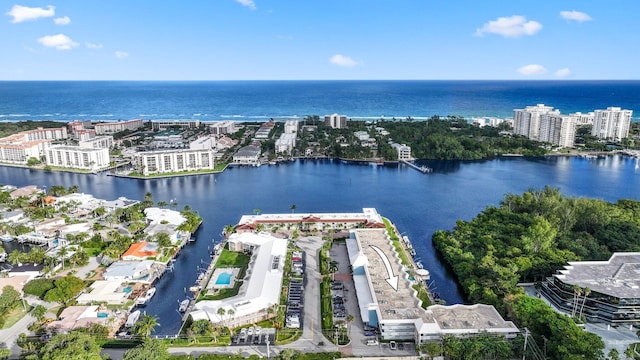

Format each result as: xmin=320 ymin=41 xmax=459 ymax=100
xmin=432 ymin=187 xmax=627 ymax=359
xmin=39 ymin=332 xmax=103 ymax=360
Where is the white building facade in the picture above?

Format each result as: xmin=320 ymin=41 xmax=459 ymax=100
xmin=79 ymin=136 xmax=114 ymax=149
xmin=208 ymin=121 xmax=236 ymax=135
xmin=513 ymin=104 xmax=559 ymax=140
xmin=324 ymin=113 xmax=347 ymax=129
xmin=94 ymin=119 xmax=144 ymax=135
xmin=538 ymin=114 xmax=577 ymax=148
xmin=135 ymin=149 xmax=215 ymax=175
xmin=592 ymin=107 xmax=633 ymax=141
xmin=45 ymin=145 xmax=110 ymax=171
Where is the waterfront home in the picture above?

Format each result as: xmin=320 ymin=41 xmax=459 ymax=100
xmin=233 ymin=145 xmax=261 ymax=165
xmin=76 ymin=280 xmax=131 ymax=305
xmin=121 ymin=242 xmax=159 ymax=261
xmin=144 ymin=207 xmax=186 ymax=226
xmin=9 ymin=185 xmax=41 ymax=199
xmin=48 ymin=305 xmax=113 ymax=333
xmin=103 ymin=260 xmax=155 ymax=283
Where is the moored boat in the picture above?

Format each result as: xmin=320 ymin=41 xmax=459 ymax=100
xmin=135 ymin=287 xmax=156 ymax=306
xmin=178 ymin=299 xmax=189 ymax=313
xmin=125 ymin=310 xmax=141 ymax=328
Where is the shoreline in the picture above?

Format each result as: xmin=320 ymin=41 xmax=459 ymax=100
xmin=2 ymin=151 xmax=636 ymax=179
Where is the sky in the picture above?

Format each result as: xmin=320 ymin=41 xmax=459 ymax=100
xmin=1 ymin=1 xmax=638 ymax=80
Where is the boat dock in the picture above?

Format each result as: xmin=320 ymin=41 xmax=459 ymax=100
xmin=400 ymin=160 xmax=432 ymax=174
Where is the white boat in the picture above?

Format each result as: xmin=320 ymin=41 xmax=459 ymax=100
xmin=125 ymin=310 xmax=141 ymax=328
xmin=178 ymin=299 xmax=189 ymax=313
xmin=135 ymin=287 xmax=156 ymax=306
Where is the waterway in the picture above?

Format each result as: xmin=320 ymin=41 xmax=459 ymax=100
xmin=1 ymin=155 xmax=639 ymax=334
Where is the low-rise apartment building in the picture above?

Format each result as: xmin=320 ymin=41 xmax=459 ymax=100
xmin=135 ymin=149 xmax=215 ymax=175
xmin=94 ymin=119 xmax=144 ymax=135
xmin=45 ymin=145 xmax=110 ymax=171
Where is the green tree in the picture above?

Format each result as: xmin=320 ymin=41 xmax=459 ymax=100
xmin=122 ymin=338 xmax=169 ymax=360
xmin=0 ymin=285 xmax=21 ymax=314
xmin=157 ymin=201 xmax=168 ymax=208
xmin=32 ymin=304 xmax=47 ymax=321
xmin=39 ymin=332 xmax=102 ymax=360
xmin=43 ymin=275 xmax=85 ymax=306
xmin=290 ymin=204 xmax=297 ymax=213
xmin=155 ymin=232 xmax=172 ymax=248
xmin=133 ymin=314 xmax=159 ymax=337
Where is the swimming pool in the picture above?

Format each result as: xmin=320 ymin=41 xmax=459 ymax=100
xmin=215 ymin=272 xmax=232 ymax=285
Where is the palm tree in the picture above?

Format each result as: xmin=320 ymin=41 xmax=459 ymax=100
xmin=134 ymin=314 xmax=159 ymax=337
xmin=571 ymin=285 xmax=582 ymax=318
xmin=253 ymin=208 xmax=261 ymax=215
xmin=290 ymin=204 xmax=297 ymax=213
xmin=579 ymin=287 xmax=591 ymax=319
xmin=58 ymin=247 xmax=69 ymax=270
xmin=227 ymin=309 xmax=235 ymax=327
xmin=223 ymin=225 xmax=235 ymax=238
xmin=217 ymin=308 xmax=226 ymax=326
xmin=157 ymin=201 xmax=168 ymax=209
xmin=8 ymin=250 xmax=23 ymax=265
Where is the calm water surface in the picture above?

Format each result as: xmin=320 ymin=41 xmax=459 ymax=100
xmin=0 ymin=156 xmax=639 ymax=334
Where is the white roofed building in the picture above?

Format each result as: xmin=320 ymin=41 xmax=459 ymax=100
xmin=346 ymin=228 xmax=519 ymax=343
xmin=191 ymin=232 xmax=288 ymax=327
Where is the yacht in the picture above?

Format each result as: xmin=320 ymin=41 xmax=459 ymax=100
xmin=178 ymin=299 xmax=189 ymax=313
xmin=125 ymin=310 xmax=141 ymax=328
xmin=135 ymin=287 xmax=156 ymax=306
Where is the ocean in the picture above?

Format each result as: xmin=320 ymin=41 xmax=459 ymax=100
xmin=1 ymin=80 xmax=640 ymax=122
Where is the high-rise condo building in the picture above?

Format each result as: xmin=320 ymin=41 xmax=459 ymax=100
xmin=538 ymin=114 xmax=577 ymax=148
xmin=513 ymin=104 xmax=559 ymax=140
xmin=324 ymin=113 xmax=347 ymax=129
xmin=591 ymin=107 xmax=633 ymax=141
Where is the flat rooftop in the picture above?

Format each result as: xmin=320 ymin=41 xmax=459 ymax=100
xmin=429 ymin=304 xmax=518 ymax=332
xmin=353 ymin=229 xmax=432 ymax=322
xmin=554 ymin=252 xmax=640 ymax=299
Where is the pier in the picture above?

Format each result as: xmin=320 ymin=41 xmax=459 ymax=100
xmin=400 ymin=160 xmax=432 ymax=174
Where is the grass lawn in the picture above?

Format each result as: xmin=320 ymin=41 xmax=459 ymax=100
xmin=215 ymin=249 xmax=250 ymax=267
xmin=1 ymin=304 xmax=32 ymax=329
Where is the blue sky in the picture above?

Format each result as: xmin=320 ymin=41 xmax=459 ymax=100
xmin=1 ymin=1 xmax=637 ymax=80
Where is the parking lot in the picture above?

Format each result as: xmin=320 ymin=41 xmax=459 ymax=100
xmin=231 ymin=326 xmax=276 ymax=346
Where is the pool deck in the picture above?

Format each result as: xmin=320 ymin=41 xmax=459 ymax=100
xmin=208 ymin=267 xmax=240 ymax=290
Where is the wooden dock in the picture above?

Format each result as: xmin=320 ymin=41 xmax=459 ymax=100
xmin=400 ymin=160 xmax=432 ymax=174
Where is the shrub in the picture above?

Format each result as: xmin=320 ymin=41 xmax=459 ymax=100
xmin=23 ymin=278 xmax=55 ymax=299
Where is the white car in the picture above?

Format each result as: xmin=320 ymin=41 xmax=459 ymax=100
xmin=247 ymin=327 xmax=254 ymax=336
xmin=255 ymin=326 xmax=261 ymax=335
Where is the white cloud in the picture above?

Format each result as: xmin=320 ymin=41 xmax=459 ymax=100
xmin=6 ymin=4 xmax=55 ymax=23
xmin=517 ymin=64 xmax=547 ymax=76
xmin=329 ymin=54 xmax=359 ymax=67
xmin=53 ymin=16 xmax=70 ymax=25
xmin=235 ymin=0 xmax=256 ymax=10
xmin=37 ymin=34 xmax=78 ymax=50
xmin=560 ymin=10 xmax=592 ymax=23
xmin=115 ymin=51 xmax=129 ymax=59
xmin=555 ymin=68 xmax=571 ymax=77
xmin=85 ymin=42 xmax=103 ymax=49
xmin=475 ymin=15 xmax=542 ymax=38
